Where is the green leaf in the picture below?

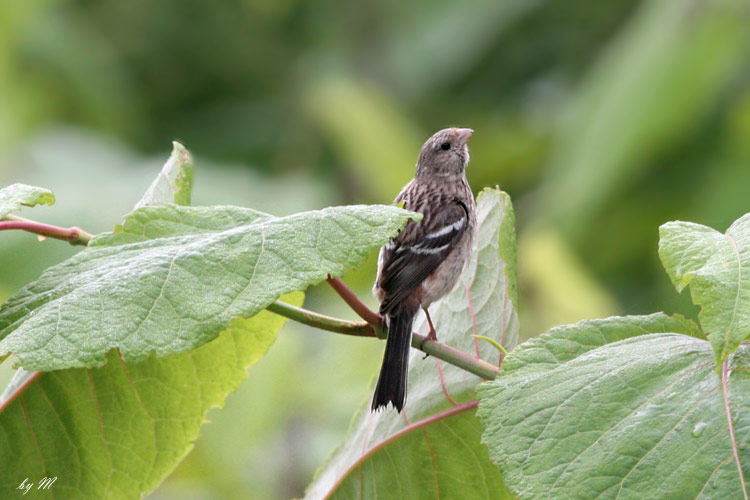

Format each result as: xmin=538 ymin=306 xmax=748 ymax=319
xmin=0 ymin=293 xmax=302 ymax=499
xmin=326 ymin=405 xmax=512 ymax=500
xmin=0 ymin=183 xmax=55 ymax=219
xmin=97 ymin=204 xmax=274 ymax=246
xmin=304 ymin=188 xmax=518 ymax=500
xmin=0 ymin=143 xmax=291 ymax=499
xmin=659 ymin=215 xmax=750 ymax=366
xmin=499 ymin=313 xmax=704 ymax=375
xmin=478 ymin=313 xmax=750 ymax=500
xmin=0 ymin=204 xmax=417 ymax=370
xmin=134 ymin=141 xmax=194 ymax=208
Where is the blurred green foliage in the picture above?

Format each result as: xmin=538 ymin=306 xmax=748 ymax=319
xmin=1 ymin=0 xmax=749 ymax=498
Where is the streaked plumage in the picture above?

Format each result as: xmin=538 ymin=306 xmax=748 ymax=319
xmin=371 ymin=127 xmax=477 ymax=412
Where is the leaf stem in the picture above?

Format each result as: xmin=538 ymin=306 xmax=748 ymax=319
xmin=722 ymin=359 xmax=748 ymax=499
xmin=415 ymin=334 xmax=499 ymax=380
xmin=267 ymin=300 xmax=499 ymax=380
xmin=1 ymin=214 xmax=93 ymax=246
xmin=326 ymin=277 xmax=382 ymax=325
xmin=266 ymin=300 xmax=377 ymax=337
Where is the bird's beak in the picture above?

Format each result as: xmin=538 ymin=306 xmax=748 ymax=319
xmin=454 ymin=128 xmax=473 ymax=145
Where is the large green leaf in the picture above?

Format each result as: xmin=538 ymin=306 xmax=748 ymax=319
xmin=325 ymin=404 xmax=509 ymax=500
xmin=0 ymin=295 xmax=301 ymax=499
xmin=98 ymin=204 xmax=274 ymax=245
xmin=659 ymin=215 xmax=750 ymax=366
xmin=0 ymin=203 xmax=416 ymax=370
xmin=479 ymin=313 xmax=750 ymax=499
xmin=304 ymin=188 xmax=518 ymax=500
xmin=0 ymin=183 xmax=55 ymax=219
xmin=0 ymin=145 xmax=303 ymax=499
xmin=0 ymin=143 xmax=196 ymax=384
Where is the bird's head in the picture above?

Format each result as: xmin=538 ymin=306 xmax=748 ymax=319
xmin=416 ymin=127 xmax=473 ymax=178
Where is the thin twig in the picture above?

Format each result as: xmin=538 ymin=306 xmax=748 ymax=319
xmin=267 ymin=300 xmax=499 ymax=380
xmin=323 ymin=276 xmax=498 ymax=379
xmin=266 ymin=301 xmax=378 ymax=337
xmin=326 ymin=277 xmax=382 ymax=325
xmin=414 ymin=333 xmax=499 ymax=380
xmin=1 ymin=214 xmax=93 ymax=246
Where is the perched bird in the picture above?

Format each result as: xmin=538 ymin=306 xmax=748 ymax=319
xmin=371 ymin=127 xmax=477 ymax=412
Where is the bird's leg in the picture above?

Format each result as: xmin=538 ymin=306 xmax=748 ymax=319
xmin=423 ymin=307 xmax=438 ymax=341
xmin=419 ymin=307 xmax=438 ymax=357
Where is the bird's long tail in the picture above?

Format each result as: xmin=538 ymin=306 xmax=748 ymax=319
xmin=371 ymin=305 xmax=417 ymax=412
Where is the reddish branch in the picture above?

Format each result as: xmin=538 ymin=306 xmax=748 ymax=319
xmin=0 ymin=215 xmax=92 ymax=246
xmin=326 ymin=276 xmax=382 ymax=325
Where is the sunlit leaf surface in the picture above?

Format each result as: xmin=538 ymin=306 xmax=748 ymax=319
xmin=660 ymin=214 xmax=750 ymax=366
xmin=479 ymin=314 xmax=750 ymax=500
xmin=0 ymin=204 xmax=416 ymax=370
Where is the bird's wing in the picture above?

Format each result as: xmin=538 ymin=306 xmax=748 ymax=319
xmin=378 ymin=197 xmax=469 ymax=314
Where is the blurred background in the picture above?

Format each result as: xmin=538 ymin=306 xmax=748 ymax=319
xmin=1 ymin=0 xmax=749 ymax=498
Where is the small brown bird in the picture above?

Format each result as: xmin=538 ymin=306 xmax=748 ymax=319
xmin=371 ymin=127 xmax=477 ymax=412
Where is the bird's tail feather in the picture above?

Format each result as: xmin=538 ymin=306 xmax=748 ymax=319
xmin=371 ymin=306 xmax=416 ymax=412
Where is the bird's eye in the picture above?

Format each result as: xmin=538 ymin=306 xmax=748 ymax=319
xmin=440 ymin=142 xmax=451 ymax=150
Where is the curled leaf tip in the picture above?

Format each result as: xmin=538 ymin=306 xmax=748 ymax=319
xmin=473 ymin=335 xmax=508 ymax=356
